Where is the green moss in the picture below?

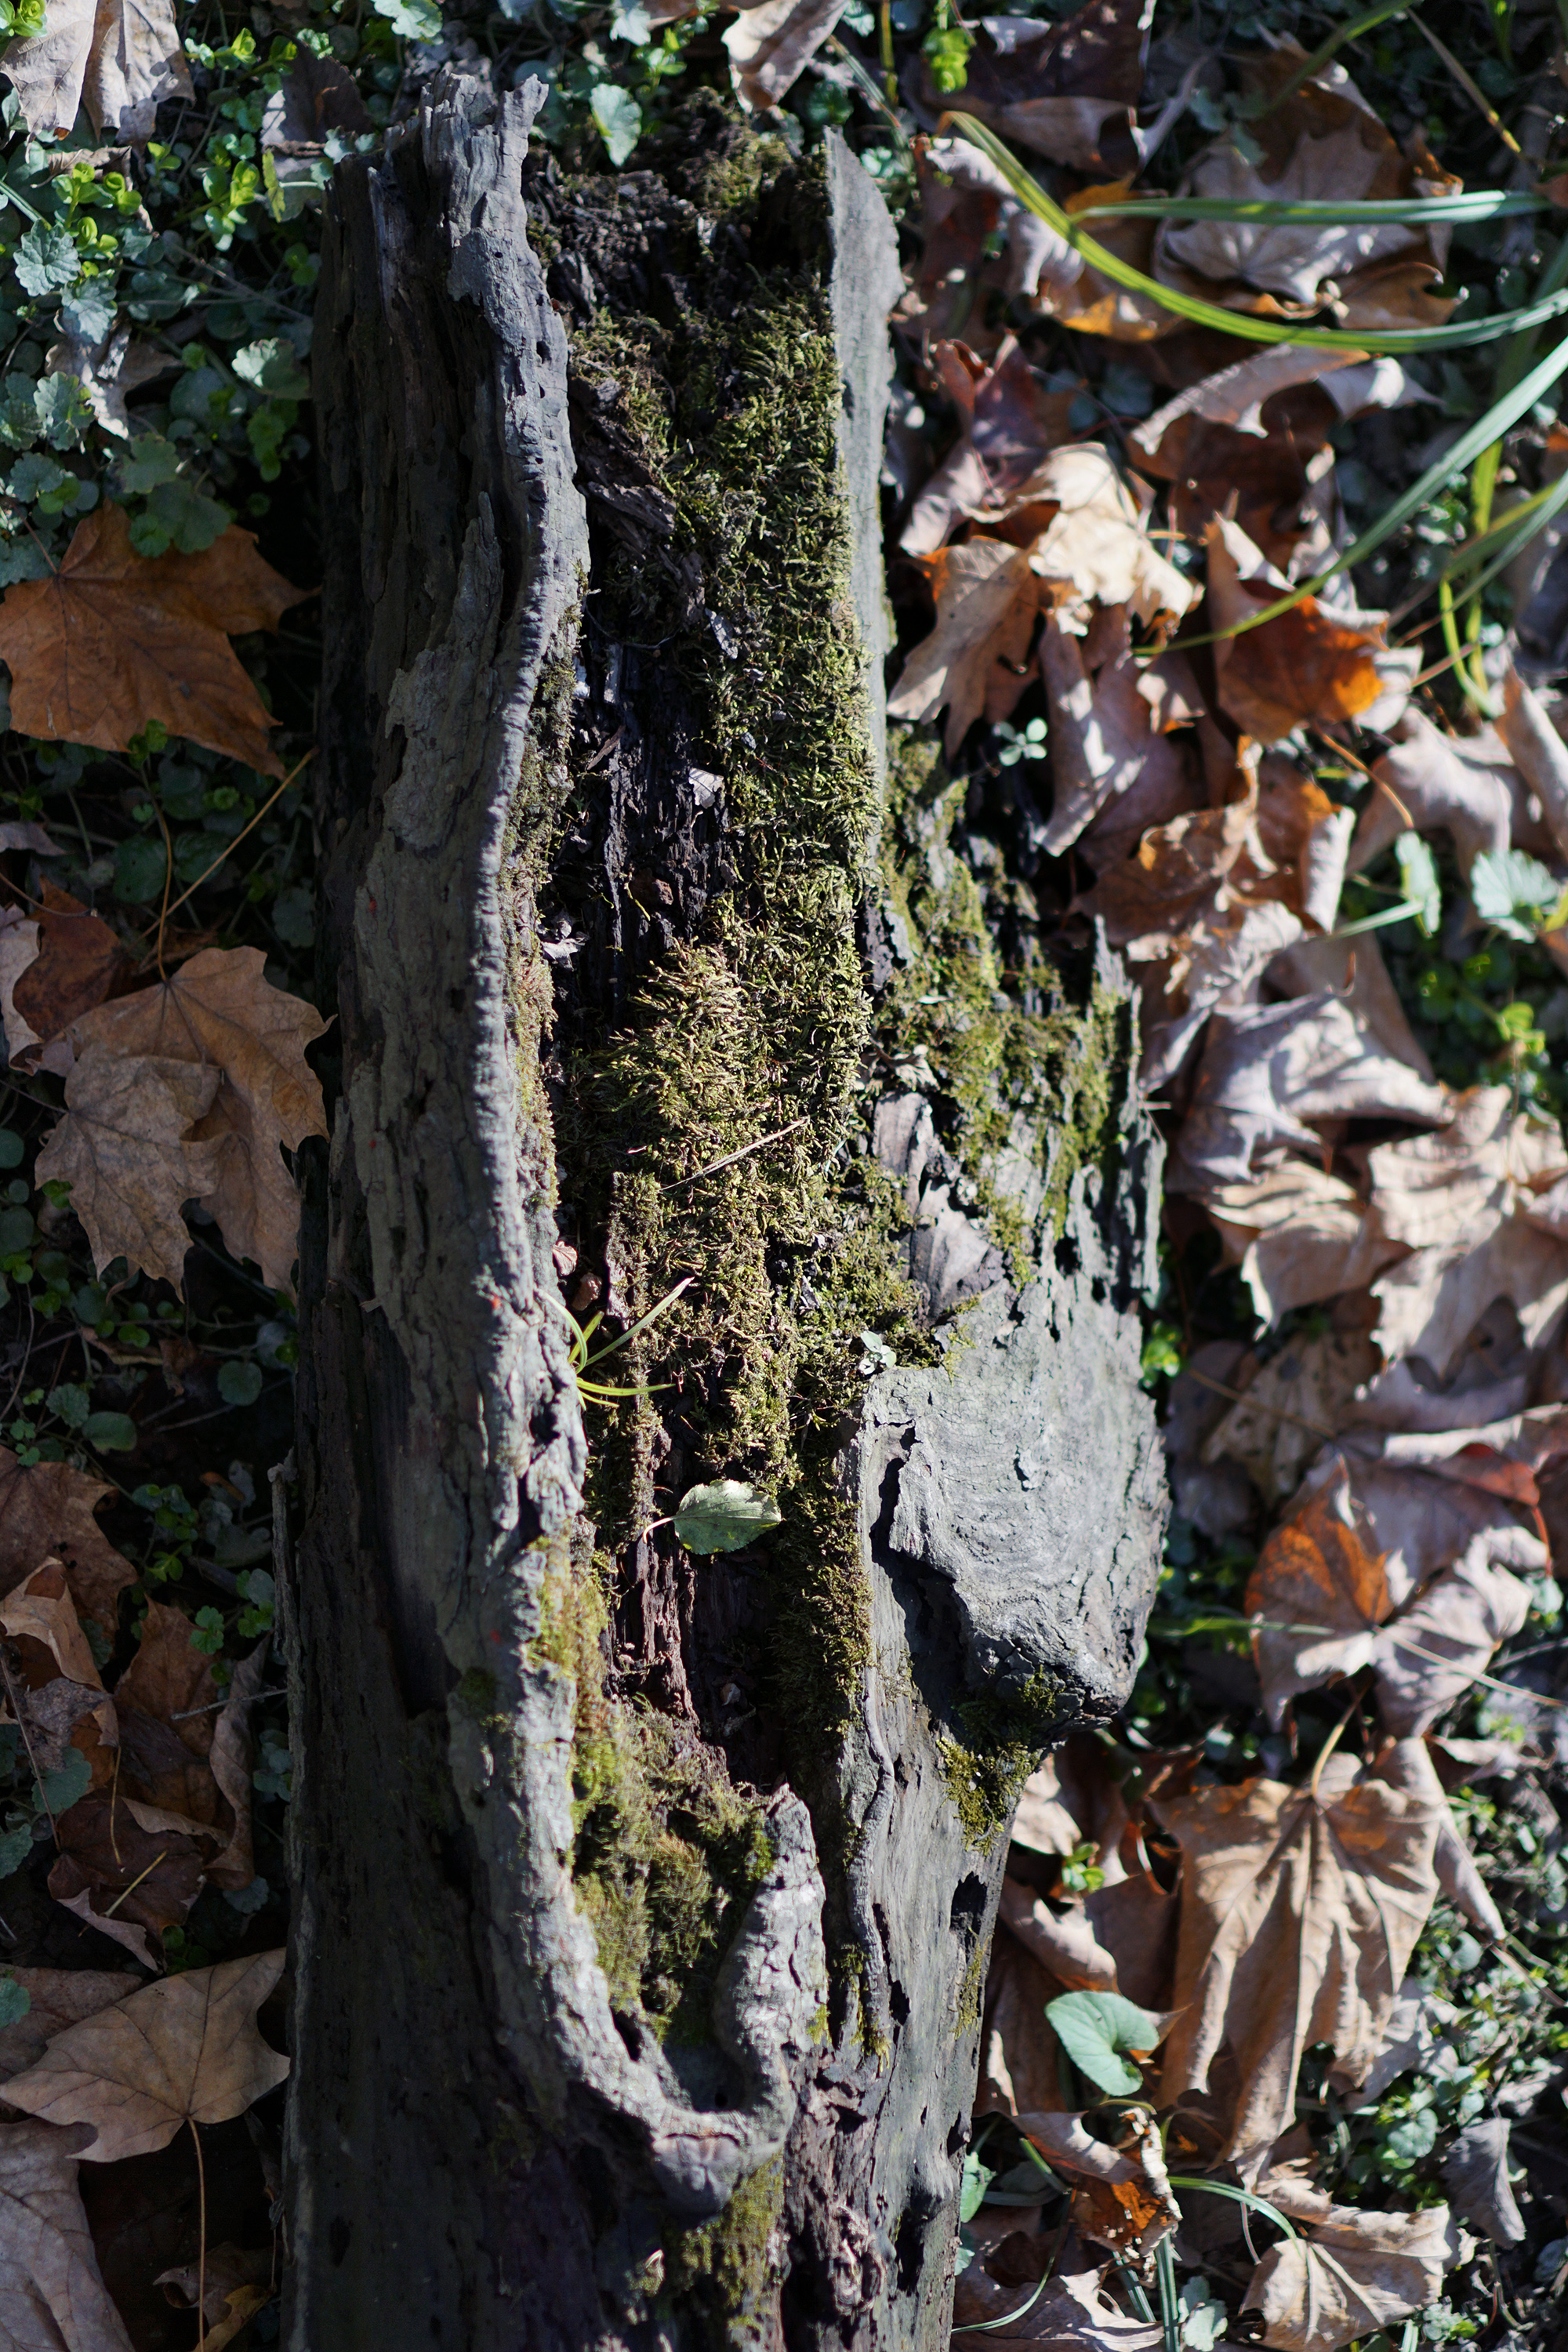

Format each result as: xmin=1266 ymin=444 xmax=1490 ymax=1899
xmin=666 ymin=2154 xmax=786 ymax=2348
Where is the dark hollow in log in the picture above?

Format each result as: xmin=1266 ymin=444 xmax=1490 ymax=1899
xmin=287 ymin=68 xmax=1166 ymax=2351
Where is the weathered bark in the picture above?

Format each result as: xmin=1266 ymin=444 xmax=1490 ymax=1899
xmin=287 ymin=69 xmax=1165 ymax=2352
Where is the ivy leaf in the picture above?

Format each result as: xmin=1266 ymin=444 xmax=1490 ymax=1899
xmin=0 ymin=1975 xmax=28 ymax=2029
xmin=0 ymin=1816 xmax=32 ymax=1877
xmin=1471 ymin=847 xmax=1563 ymax=941
xmin=590 ymin=83 xmax=643 ymax=167
xmin=82 ymin=1413 xmax=136 ymax=1452
xmin=34 ymin=1747 xmax=92 ymax=1819
xmin=0 ymin=379 xmax=41 ymax=452
xmin=1046 ymin=1989 xmax=1165 ymax=2096
xmin=672 ymin=1479 xmax=783 ymax=1553
xmin=14 ymin=224 xmax=81 ymax=299
xmin=1394 ymin=832 xmax=1441 ymax=938
xmin=127 ymin=476 xmax=232 ymax=556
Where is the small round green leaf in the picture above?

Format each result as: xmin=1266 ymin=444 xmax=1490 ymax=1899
xmin=218 ymin=1360 xmax=263 ymax=1407
xmin=0 ymin=1974 xmax=28 ymax=2027
xmin=1046 ymin=1990 xmax=1164 ymax=2098
xmin=673 ymin=1479 xmax=783 ymax=1555
xmin=0 ymin=1131 xmax=22 ymax=1170
xmin=83 ymin=1411 xmax=137 ymax=1452
xmin=0 ymin=1207 xmax=34 ymax=1257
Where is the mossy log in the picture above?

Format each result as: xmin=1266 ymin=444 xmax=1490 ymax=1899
xmin=287 ymin=67 xmax=1166 ymax=2352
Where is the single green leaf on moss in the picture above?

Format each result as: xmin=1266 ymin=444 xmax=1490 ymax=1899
xmin=1395 ymin=833 xmax=1442 ymax=938
xmin=1472 ymin=847 xmax=1563 ymax=941
xmin=218 ymin=1361 xmax=263 ymax=1407
xmin=232 ymin=338 xmax=309 ymax=401
xmin=0 ymin=1974 xmax=27 ymax=2029
xmin=45 ymin=1384 xmax=90 ymax=1430
xmin=590 ymin=83 xmax=643 ymax=167
xmin=673 ymin=1479 xmax=783 ymax=1554
xmin=1046 ymin=1989 xmax=1164 ymax=2096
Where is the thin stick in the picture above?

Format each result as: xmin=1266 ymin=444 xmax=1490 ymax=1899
xmin=190 ymin=2117 xmax=208 ymax=2352
xmin=101 ymin=1848 xmax=170 ymax=1915
xmin=132 ymin=750 xmax=314 ymax=949
xmin=660 ymin=1117 xmax=811 ymax=1194
xmin=1180 ymin=1363 xmax=1337 ymax=1442
xmin=1408 ymin=15 xmax=1524 ymax=156
xmin=0 ymin=1649 xmax=56 ymax=1848
xmin=151 ymin=798 xmax=175 ymax=978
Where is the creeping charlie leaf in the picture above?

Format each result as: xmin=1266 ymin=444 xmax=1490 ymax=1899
xmin=1471 ymin=846 xmax=1564 ymax=941
xmin=589 ymin=82 xmax=643 ymax=167
xmin=672 ymin=1479 xmax=783 ymax=1554
xmin=1046 ymin=1988 xmax=1164 ymax=2096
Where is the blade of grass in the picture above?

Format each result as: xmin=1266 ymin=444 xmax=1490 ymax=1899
xmin=1155 ymin=2234 xmax=1182 ymax=2352
xmin=1168 ymin=2178 xmax=1301 ymax=2240
xmin=1074 ymin=191 xmax=1544 ymax=225
xmin=1238 ymin=0 xmax=1421 ymax=120
xmin=1410 ymin=12 xmax=1523 ymax=154
xmin=949 ymin=115 xmax=1568 ymax=354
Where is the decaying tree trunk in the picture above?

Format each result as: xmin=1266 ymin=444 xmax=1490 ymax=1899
xmin=285 ymin=68 xmax=1166 ymax=2351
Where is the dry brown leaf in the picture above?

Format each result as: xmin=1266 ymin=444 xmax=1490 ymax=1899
xmin=0 ymin=1562 xmax=102 ymax=1693
xmin=156 ymin=2241 xmax=270 ymax=2325
xmin=1441 ymin=2117 xmax=1525 ymax=2248
xmin=37 ymin=1049 xmax=224 ymax=1291
xmin=0 ymin=2118 xmax=136 ymax=2350
xmin=722 ymin=0 xmax=846 ymax=107
xmin=40 ymin=945 xmax=328 ymax=1294
xmin=1169 ymin=990 xmax=1448 ymax=1195
xmin=1027 ymin=446 xmax=1198 ymax=637
xmin=953 ymin=2245 xmax=1163 ymax=2350
xmin=9 ymin=884 xmax=129 ymax=1076
xmin=4 ymin=1951 xmax=289 ymax=2160
xmin=1245 ymin=2195 xmax=1457 ymax=2352
xmin=114 ymin=1601 xmax=218 ymax=1755
xmin=0 ymin=506 xmax=307 ymax=776
xmin=1203 ymin=1327 xmax=1380 ymax=1506
xmin=205 ymin=1637 xmax=267 ymax=1890
xmin=1039 ymin=607 xmax=1203 ymax=855
xmin=979 ymin=1924 xmax=1073 ymax=2118
xmin=1349 ymin=710 xmax=1523 ymax=880
xmin=1499 ymin=662 xmax=1568 ymax=864
xmin=47 ymin=1792 xmax=209 ymax=1964
xmin=1268 ymin=933 xmax=1435 ymax=1084
xmin=918 ymin=0 xmax=1154 ymax=172
xmin=1367 ymin=1089 xmax=1568 ymax=1375
xmin=0 ymin=0 xmax=192 ymax=141
xmin=0 ymin=1970 xmax=138 ymax=2084
xmin=887 ymin=539 xmax=1039 ymax=757
xmin=1244 ymin=1471 xmax=1391 ymax=1731
xmin=43 ymin=324 xmax=176 ymax=441
xmin=1151 ymin=1747 xmax=1443 ymax=2178
xmin=1026 ymin=2113 xmax=1179 ymax=2264
xmin=1205 ymin=517 xmax=1416 ymax=744
xmin=0 ymin=1452 xmax=136 ymax=1635
xmin=1154 ymin=52 xmax=1456 ymax=330
xmin=1011 ymin=1734 xmax=1131 ymax=1864
xmin=1000 ymin=1877 xmax=1116 ymax=1993
xmin=1206 ymin=1157 xmax=1405 ymax=1327
xmin=1370 ymin=1536 xmax=1532 ymax=1737
xmin=901 ymin=339 xmax=1079 ymax=556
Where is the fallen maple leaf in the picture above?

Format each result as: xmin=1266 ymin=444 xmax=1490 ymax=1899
xmin=0 ymin=0 xmax=192 ymax=141
xmin=1244 ymin=1473 xmax=1391 ymax=1733
xmin=1039 ymin=606 xmax=1203 ymax=855
xmin=1204 ymin=1157 xmax=1406 ymax=1327
xmin=902 ymin=339 xmax=1080 ymax=557
xmin=3 ymin=1951 xmax=289 ymax=2161
xmin=887 ymin=538 xmax=1040 ymax=757
xmin=954 ymin=2248 xmax=1162 ymax=2349
xmin=0 ymin=1450 xmax=136 ymax=1635
xmin=38 ymin=945 xmax=328 ymax=1294
xmin=1245 ymin=2190 xmax=1457 ymax=2352
xmin=205 ymin=1639 xmax=267 ymax=1890
xmin=1441 ymin=2117 xmax=1526 ymax=2248
xmin=1151 ymin=1747 xmax=1444 ymax=2179
xmin=0 ymin=505 xmax=308 ymax=776
xmin=0 ymin=1562 xmax=103 ymax=1693
xmin=43 ymin=323 xmax=177 ymax=441
xmin=723 ymin=0 xmax=845 ymax=108
xmin=0 ymin=1970 xmax=138 ymax=2084
xmin=980 ymin=1923 xmax=1074 ymax=2119
xmin=48 ymin=1793 xmax=212 ymax=1969
xmin=1205 ymin=517 xmax=1416 ymax=744
xmin=1369 ymin=1534 xmax=1532 ymax=1738
xmin=7 ymin=884 xmax=129 ymax=1073
xmin=1366 ymin=1087 xmax=1568 ymax=1376
xmin=1348 ymin=710 xmax=1528 ymax=881
xmin=1028 ymin=446 xmax=1198 ymax=637
xmin=1154 ymin=49 xmax=1457 ymax=332
xmin=1203 ymin=1327 xmax=1379 ymax=1508
xmin=0 ymin=2118 xmax=135 ymax=2350
xmin=922 ymin=0 xmax=1155 ymax=173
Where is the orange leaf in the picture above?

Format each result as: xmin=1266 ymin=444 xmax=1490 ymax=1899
xmin=0 ymin=506 xmax=308 ymax=775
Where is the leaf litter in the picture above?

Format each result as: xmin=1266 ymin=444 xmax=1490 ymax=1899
xmin=873 ymin=0 xmax=1568 ymax=2346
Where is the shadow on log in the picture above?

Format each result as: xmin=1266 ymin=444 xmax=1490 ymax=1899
xmin=286 ymin=67 xmax=1165 ymax=2351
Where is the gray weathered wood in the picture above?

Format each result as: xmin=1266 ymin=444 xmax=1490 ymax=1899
xmin=287 ymin=68 xmax=1164 ymax=2350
